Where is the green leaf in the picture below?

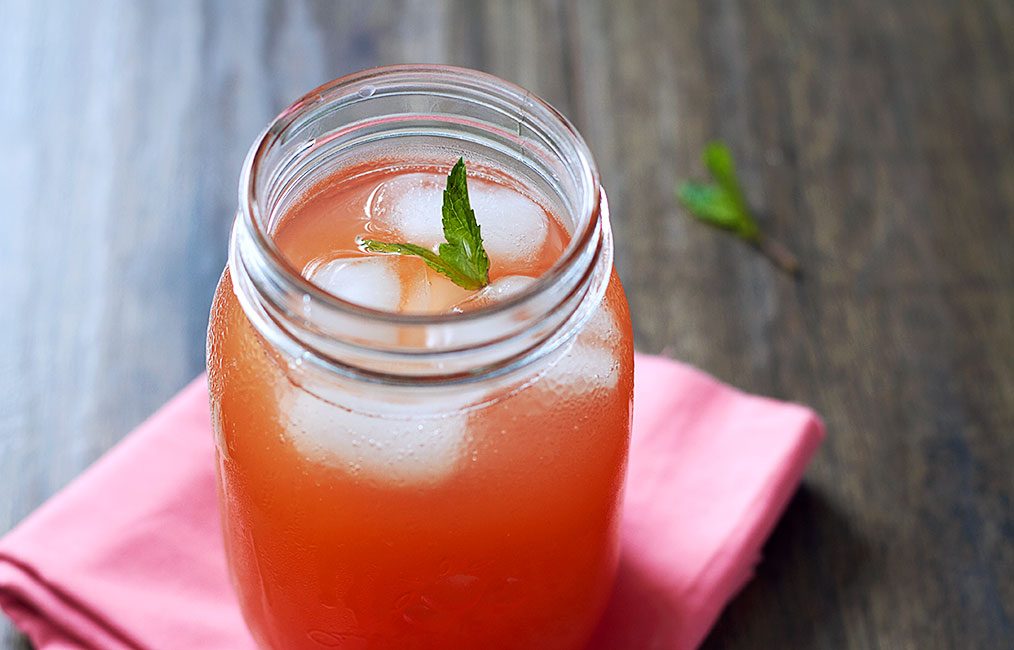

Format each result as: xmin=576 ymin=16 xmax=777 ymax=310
xmin=360 ymin=158 xmax=490 ymax=290
xmin=704 ymin=141 xmax=758 ymax=239
xmin=676 ymin=142 xmax=760 ymax=241
xmin=677 ymin=140 xmax=802 ymax=276
xmin=359 ymin=240 xmax=483 ymax=290
xmin=677 ymin=182 xmax=744 ymax=231
xmin=438 ymin=158 xmax=490 ymax=287
xmin=703 ymin=142 xmax=742 ymax=204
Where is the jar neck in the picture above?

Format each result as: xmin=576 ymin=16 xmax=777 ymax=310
xmin=230 ymin=65 xmax=611 ymax=385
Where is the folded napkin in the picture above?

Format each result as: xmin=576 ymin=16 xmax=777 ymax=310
xmin=0 ymin=353 xmax=823 ymax=650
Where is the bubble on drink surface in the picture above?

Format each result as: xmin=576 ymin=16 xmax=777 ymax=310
xmin=368 ymin=173 xmax=550 ymax=266
xmin=305 ymin=256 xmax=403 ymax=311
xmin=278 ymin=382 xmax=486 ymax=484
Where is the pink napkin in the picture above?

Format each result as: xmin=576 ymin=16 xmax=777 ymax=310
xmin=0 ymin=353 xmax=823 ymax=649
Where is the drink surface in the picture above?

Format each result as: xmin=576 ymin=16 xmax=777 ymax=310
xmin=275 ymin=160 xmax=571 ymax=314
xmin=208 ymin=159 xmax=634 ymax=649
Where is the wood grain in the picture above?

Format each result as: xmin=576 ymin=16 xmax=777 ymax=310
xmin=1 ymin=0 xmax=1011 ymax=647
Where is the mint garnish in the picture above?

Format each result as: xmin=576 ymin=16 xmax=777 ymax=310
xmin=678 ymin=141 xmax=800 ymax=276
xmin=361 ymin=158 xmax=491 ymax=290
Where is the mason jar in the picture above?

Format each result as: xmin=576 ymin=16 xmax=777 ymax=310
xmin=207 ymin=65 xmax=633 ymax=650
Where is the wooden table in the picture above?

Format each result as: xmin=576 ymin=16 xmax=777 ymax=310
xmin=2 ymin=1 xmax=1011 ymax=647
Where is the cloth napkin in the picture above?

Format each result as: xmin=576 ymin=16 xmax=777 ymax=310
xmin=0 ymin=353 xmax=823 ymax=650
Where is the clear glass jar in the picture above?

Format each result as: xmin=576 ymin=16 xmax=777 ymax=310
xmin=207 ymin=65 xmax=633 ymax=650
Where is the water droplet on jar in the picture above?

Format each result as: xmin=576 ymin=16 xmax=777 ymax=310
xmin=401 ymin=601 xmax=436 ymax=625
xmin=306 ymin=629 xmax=367 ymax=648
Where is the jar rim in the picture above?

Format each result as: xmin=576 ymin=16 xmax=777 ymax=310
xmin=238 ymin=64 xmax=602 ymax=326
xmin=229 ymin=65 xmax=613 ymax=384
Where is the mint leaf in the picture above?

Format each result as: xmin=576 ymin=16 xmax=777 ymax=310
xmin=436 ymin=158 xmax=490 ymax=287
xmin=676 ymin=182 xmax=744 ymax=231
xmin=703 ymin=143 xmax=744 ymax=205
xmin=359 ymin=241 xmax=480 ymax=289
xmin=705 ymin=143 xmax=758 ymax=238
xmin=678 ymin=141 xmax=800 ymax=275
xmin=361 ymin=158 xmax=490 ymax=290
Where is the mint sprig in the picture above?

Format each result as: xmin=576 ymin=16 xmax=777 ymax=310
xmin=678 ymin=141 xmax=800 ymax=275
xmin=361 ymin=158 xmax=490 ymax=290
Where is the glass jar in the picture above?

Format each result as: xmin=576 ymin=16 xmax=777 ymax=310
xmin=207 ymin=65 xmax=633 ymax=650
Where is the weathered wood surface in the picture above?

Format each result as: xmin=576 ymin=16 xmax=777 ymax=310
xmin=1 ymin=1 xmax=1011 ymax=647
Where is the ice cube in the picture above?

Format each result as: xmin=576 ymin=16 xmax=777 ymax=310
xmin=306 ymin=256 xmax=402 ymax=311
xmin=278 ymin=381 xmax=485 ymax=484
xmin=469 ymin=187 xmax=549 ymax=266
xmin=539 ymin=303 xmax=621 ymax=394
xmin=420 ymin=275 xmax=539 ymax=348
xmin=399 ymin=266 xmax=432 ymax=314
xmin=401 ymin=264 xmax=475 ymax=314
xmin=368 ymin=173 xmax=550 ymax=266
xmin=369 ymin=173 xmax=445 ymax=247
xmin=454 ymin=275 xmax=537 ymax=311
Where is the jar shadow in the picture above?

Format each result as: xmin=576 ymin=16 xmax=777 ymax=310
xmin=701 ymin=485 xmax=874 ymax=648
xmin=589 ymin=484 xmax=873 ymax=649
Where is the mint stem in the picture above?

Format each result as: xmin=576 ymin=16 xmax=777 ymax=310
xmin=753 ymin=234 xmax=801 ymax=277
